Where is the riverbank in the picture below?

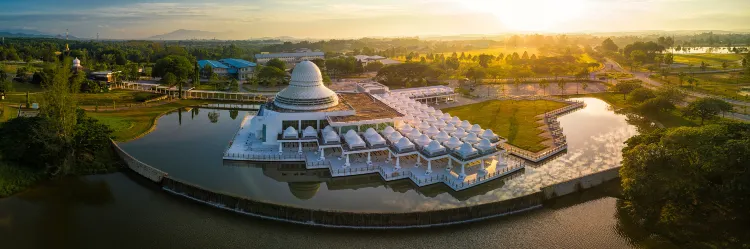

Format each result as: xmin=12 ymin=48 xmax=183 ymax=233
xmin=566 ymin=92 xmax=732 ymax=127
xmin=87 ymin=99 xmax=216 ymax=141
xmin=0 ymin=162 xmax=43 ymax=197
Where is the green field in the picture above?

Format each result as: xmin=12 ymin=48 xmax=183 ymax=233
xmin=660 ymin=72 xmax=749 ymax=100
xmin=78 ymin=90 xmax=162 ymax=106
xmin=8 ymin=81 xmax=45 ymax=93
xmin=0 ymin=104 xmax=19 ymax=123
xmin=672 ymin=53 xmax=744 ymax=69
xmin=88 ymin=99 xmax=208 ymax=141
xmin=443 ymin=99 xmax=568 ymax=152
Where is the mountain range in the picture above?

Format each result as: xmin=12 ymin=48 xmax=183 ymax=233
xmin=0 ymin=29 xmax=79 ymax=39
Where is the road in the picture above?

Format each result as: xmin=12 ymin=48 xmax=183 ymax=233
xmin=603 ymin=58 xmax=750 ymax=122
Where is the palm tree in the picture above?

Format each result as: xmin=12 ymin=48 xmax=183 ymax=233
xmin=538 ymin=79 xmax=549 ymax=96
xmin=581 ymin=81 xmax=589 ymax=94
xmin=557 ymin=79 xmax=566 ymax=95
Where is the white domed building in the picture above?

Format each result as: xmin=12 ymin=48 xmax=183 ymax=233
xmin=228 ymin=61 xmax=519 ymax=191
xmin=247 ymin=60 xmax=402 ymax=147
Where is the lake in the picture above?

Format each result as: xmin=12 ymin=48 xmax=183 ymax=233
xmin=0 ymin=97 xmax=661 ymax=248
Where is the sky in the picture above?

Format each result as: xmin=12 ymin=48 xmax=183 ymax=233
xmin=0 ymin=0 xmax=748 ymax=39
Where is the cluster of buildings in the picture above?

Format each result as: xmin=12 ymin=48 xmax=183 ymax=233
xmin=198 ymin=58 xmax=257 ymax=81
xmin=197 ymin=48 xmax=399 ymax=81
xmin=225 ymin=61 xmax=522 ymax=191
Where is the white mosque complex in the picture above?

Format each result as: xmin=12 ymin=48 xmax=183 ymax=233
xmin=224 ymin=61 xmax=525 ymax=191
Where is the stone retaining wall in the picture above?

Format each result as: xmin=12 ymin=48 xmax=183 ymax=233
xmin=540 ymin=167 xmax=621 ymax=199
xmin=161 ymin=176 xmax=543 ymax=228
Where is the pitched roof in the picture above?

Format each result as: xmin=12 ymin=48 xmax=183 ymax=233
xmin=219 ymin=58 xmax=256 ymax=68
xmin=198 ymin=60 xmax=228 ymax=69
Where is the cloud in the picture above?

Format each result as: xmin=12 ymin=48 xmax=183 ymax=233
xmin=0 ymin=0 xmax=748 ymax=39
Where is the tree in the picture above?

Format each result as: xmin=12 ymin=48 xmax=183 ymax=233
xmin=677 ymin=72 xmax=686 ymax=86
xmin=620 ymin=123 xmax=750 ymax=247
xmin=465 ymin=67 xmax=485 ymax=85
xmin=581 ymin=81 xmax=589 ymax=94
xmin=257 ymin=66 xmax=286 ymax=86
xmin=663 ymin=53 xmax=674 ymax=67
xmin=682 ymin=97 xmax=733 ymax=125
xmin=637 ymin=96 xmax=675 ymax=113
xmin=556 ymin=79 xmax=565 ymax=95
xmin=229 ymin=110 xmax=239 ymax=120
xmin=655 ymin=85 xmax=686 ymax=105
xmin=40 ymin=62 xmax=79 ymax=174
xmin=721 ymin=61 xmax=729 ymax=70
xmin=478 ymin=54 xmax=493 ymax=68
xmin=202 ymin=64 xmax=213 ymax=78
xmin=365 ymin=61 xmax=384 ymax=72
xmin=229 ymin=79 xmax=239 ymax=92
xmin=0 ymin=71 xmax=12 ymax=94
xmin=613 ymin=80 xmax=642 ymax=100
xmin=153 ymin=55 xmax=194 ymax=82
xmin=267 ymin=58 xmax=286 ymax=71
xmin=630 ymin=50 xmax=647 ymax=64
xmin=445 ymin=57 xmax=460 ymax=71
xmin=686 ymin=76 xmax=698 ymax=89
xmin=601 ymin=38 xmax=619 ymax=52
xmin=162 ymin=72 xmax=177 ymax=86
xmin=627 ymin=88 xmax=656 ymax=104
xmin=539 ymin=79 xmax=550 ymax=95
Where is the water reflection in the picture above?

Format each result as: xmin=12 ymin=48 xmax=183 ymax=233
xmin=227 ymin=161 xmax=525 ymax=202
xmin=119 ymin=98 xmax=641 ymax=212
xmin=0 ymin=177 xmax=113 ymax=248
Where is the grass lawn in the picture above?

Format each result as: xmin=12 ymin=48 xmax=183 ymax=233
xmin=0 ymin=163 xmax=43 ymax=197
xmin=9 ymin=81 xmax=45 ymax=93
xmin=0 ymin=104 xmax=19 ymax=122
xmin=78 ymin=90 xmax=162 ymax=106
xmin=443 ymin=99 xmax=568 ymax=152
xmin=672 ymin=54 xmax=743 ymax=69
xmin=658 ymin=72 xmax=749 ymax=100
xmin=596 ymin=71 xmax=633 ymax=79
xmin=88 ymin=99 xmax=208 ymax=141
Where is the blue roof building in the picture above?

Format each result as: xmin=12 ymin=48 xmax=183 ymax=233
xmin=198 ymin=58 xmax=256 ymax=81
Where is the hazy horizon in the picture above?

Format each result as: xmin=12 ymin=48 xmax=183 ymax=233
xmin=1 ymin=0 xmax=749 ymax=39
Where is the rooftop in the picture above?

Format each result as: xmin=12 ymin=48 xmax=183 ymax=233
xmin=328 ymin=93 xmax=403 ymax=123
xmin=198 ymin=60 xmax=229 ymax=69
xmin=219 ymin=58 xmax=256 ymax=68
xmin=255 ymin=52 xmax=325 ymax=59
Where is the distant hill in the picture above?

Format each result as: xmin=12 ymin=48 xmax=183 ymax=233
xmin=0 ymin=29 xmax=71 ymax=39
xmin=147 ymin=29 xmax=227 ymax=40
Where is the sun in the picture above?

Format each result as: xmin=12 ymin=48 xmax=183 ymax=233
xmin=461 ymin=0 xmax=587 ymax=32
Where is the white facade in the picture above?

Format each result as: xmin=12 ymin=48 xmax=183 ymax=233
xmin=255 ymin=52 xmax=325 ymax=68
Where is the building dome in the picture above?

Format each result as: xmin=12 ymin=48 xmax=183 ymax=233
xmin=274 ymin=61 xmax=339 ymax=111
xmin=288 ymin=182 xmax=321 ymax=200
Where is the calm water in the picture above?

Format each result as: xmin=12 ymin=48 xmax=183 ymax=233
xmin=114 ymin=98 xmax=638 ymax=212
xmin=0 ymin=97 xmax=658 ymax=248
xmin=0 ymin=173 xmax=643 ymax=249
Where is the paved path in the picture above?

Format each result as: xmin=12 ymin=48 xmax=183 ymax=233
xmin=604 ymin=58 xmax=750 ymax=122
